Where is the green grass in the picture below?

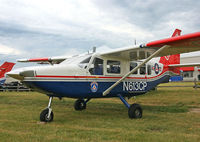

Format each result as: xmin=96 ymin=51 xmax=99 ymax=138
xmin=0 ymin=82 xmax=200 ymax=142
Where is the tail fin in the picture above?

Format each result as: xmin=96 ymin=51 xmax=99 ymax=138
xmin=159 ymin=54 xmax=180 ymax=74
xmin=159 ymin=54 xmax=180 ymax=65
xmin=0 ymin=62 xmax=15 ymax=78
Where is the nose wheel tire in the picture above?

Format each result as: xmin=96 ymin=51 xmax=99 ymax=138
xmin=74 ymin=99 xmax=86 ymax=111
xmin=40 ymin=108 xmax=54 ymax=122
xmin=128 ymin=104 xmax=142 ymax=119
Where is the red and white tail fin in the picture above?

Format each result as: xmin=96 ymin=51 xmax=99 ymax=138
xmin=0 ymin=62 xmax=15 ymax=79
xmin=159 ymin=54 xmax=180 ymax=66
xmin=159 ymin=54 xmax=180 ymax=74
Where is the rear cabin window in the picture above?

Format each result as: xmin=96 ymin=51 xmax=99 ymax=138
xmin=130 ymin=62 xmax=138 ymax=74
xmin=140 ymin=64 xmax=146 ymax=75
xmin=107 ymin=60 xmax=120 ymax=74
xmin=147 ymin=65 xmax=151 ymax=75
xmin=139 ymin=51 xmax=145 ymax=59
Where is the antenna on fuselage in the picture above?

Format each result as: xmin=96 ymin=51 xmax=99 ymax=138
xmin=93 ymin=46 xmax=96 ymax=53
xmin=87 ymin=46 xmax=96 ymax=54
xmin=134 ymin=39 xmax=137 ymax=45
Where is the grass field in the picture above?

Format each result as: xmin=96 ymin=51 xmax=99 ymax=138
xmin=0 ymin=82 xmax=200 ymax=142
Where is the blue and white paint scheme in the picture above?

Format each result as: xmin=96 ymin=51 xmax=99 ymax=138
xmin=7 ymin=29 xmax=200 ymax=122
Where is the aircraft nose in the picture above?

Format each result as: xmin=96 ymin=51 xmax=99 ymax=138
xmin=7 ymin=71 xmax=24 ymax=81
xmin=7 ymin=70 xmax=35 ymax=81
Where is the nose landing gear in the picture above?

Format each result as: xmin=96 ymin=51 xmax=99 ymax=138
xmin=40 ymin=97 xmax=54 ymax=122
xmin=39 ymin=97 xmax=91 ymax=122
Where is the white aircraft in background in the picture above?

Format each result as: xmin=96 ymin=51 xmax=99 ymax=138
xmin=8 ymin=29 xmax=200 ymax=122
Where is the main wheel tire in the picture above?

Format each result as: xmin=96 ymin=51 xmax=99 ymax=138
xmin=40 ymin=108 xmax=54 ymax=122
xmin=74 ymin=99 xmax=86 ymax=111
xmin=128 ymin=104 xmax=142 ymax=119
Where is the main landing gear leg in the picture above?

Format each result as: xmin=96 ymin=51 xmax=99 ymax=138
xmin=118 ymin=94 xmax=142 ymax=119
xmin=40 ymin=97 xmax=54 ymax=122
xmin=74 ymin=98 xmax=91 ymax=111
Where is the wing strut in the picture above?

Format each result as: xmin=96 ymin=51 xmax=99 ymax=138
xmin=103 ymin=45 xmax=170 ymax=96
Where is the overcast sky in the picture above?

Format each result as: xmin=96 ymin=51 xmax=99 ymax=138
xmin=0 ymin=0 xmax=199 ymax=68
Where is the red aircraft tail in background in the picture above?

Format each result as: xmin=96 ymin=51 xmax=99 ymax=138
xmin=0 ymin=62 xmax=15 ymax=84
xmin=171 ymin=29 xmax=182 ymax=37
xmin=159 ymin=29 xmax=182 ymax=74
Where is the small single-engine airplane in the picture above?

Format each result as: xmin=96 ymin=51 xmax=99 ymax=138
xmin=7 ymin=29 xmax=200 ymax=122
xmin=0 ymin=62 xmax=15 ymax=85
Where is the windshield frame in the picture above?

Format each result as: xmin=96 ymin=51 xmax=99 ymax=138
xmin=60 ymin=54 xmax=92 ymax=69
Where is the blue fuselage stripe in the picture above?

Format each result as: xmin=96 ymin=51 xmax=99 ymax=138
xmin=23 ymin=75 xmax=170 ymax=98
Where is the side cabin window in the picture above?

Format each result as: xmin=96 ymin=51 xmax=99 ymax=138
xmin=107 ymin=60 xmax=120 ymax=74
xmin=140 ymin=64 xmax=146 ymax=75
xmin=130 ymin=62 xmax=151 ymax=75
xmin=130 ymin=62 xmax=138 ymax=74
xmin=147 ymin=65 xmax=151 ymax=75
xmin=89 ymin=58 xmax=103 ymax=75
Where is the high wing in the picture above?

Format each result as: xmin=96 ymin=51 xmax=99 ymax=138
xmin=101 ymin=31 xmax=200 ymax=61
xmin=100 ymin=45 xmax=156 ymax=60
xmin=146 ymin=31 xmax=200 ymax=57
xmin=17 ymin=56 xmax=68 ymax=65
xmin=102 ymin=30 xmax=200 ymax=96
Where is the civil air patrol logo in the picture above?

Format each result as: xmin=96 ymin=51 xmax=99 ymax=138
xmin=152 ymin=63 xmax=161 ymax=74
xmin=90 ymin=82 xmax=98 ymax=92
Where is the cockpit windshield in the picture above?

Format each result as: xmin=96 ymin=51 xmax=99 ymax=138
xmin=60 ymin=54 xmax=92 ymax=69
xmin=79 ymin=56 xmax=91 ymax=68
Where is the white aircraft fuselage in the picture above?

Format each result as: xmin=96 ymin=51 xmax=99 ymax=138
xmin=8 ymin=53 xmax=174 ymax=98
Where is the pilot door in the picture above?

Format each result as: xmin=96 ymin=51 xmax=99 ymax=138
xmin=87 ymin=57 xmax=104 ymax=93
xmin=88 ymin=57 xmax=104 ymax=80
